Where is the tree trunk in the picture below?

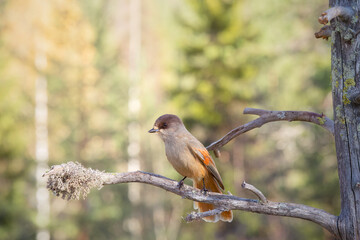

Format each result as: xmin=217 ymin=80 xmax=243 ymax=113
xmin=331 ymin=0 xmax=360 ymax=239
xmin=35 ymin=50 xmax=50 ymax=240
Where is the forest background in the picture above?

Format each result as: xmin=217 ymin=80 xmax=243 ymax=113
xmin=0 ymin=0 xmax=338 ymax=239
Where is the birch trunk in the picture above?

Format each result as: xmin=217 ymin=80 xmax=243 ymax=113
xmin=35 ymin=51 xmax=50 ymax=240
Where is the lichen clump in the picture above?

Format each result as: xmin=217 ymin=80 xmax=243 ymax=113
xmin=344 ymin=78 xmax=355 ymax=89
xmin=343 ymin=94 xmax=351 ymax=105
xmin=44 ymin=162 xmax=104 ymax=200
xmin=317 ymin=116 xmax=326 ymax=125
xmin=343 ymin=78 xmax=355 ymax=105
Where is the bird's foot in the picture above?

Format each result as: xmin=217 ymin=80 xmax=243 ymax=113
xmin=201 ymin=178 xmax=208 ymax=195
xmin=177 ymin=176 xmax=187 ymax=190
xmin=201 ymin=187 xmax=209 ymax=195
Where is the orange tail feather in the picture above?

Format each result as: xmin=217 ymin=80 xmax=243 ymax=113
xmin=193 ymin=175 xmax=233 ymax=223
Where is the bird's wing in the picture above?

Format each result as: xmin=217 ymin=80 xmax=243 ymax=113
xmin=188 ymin=144 xmax=225 ymax=190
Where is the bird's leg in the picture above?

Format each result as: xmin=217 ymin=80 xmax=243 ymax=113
xmin=177 ymin=176 xmax=187 ymax=189
xmin=201 ymin=178 xmax=208 ymax=194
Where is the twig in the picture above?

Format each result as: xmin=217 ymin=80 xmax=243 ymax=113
xmin=242 ymin=181 xmax=267 ymax=204
xmin=318 ymin=6 xmax=355 ymax=25
xmin=206 ymin=108 xmax=334 ymax=151
xmin=185 ymin=209 xmax=225 ymax=222
xmin=315 ymin=25 xmax=332 ymax=40
xmin=43 ymin=162 xmax=339 ymax=238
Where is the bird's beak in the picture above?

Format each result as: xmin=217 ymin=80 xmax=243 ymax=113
xmin=148 ymin=128 xmax=159 ymax=133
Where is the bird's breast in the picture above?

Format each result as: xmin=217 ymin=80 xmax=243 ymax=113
xmin=163 ymin=136 xmax=205 ymax=179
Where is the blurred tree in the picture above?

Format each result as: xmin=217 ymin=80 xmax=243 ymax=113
xmin=46 ymin=0 xmax=131 ymax=239
xmin=0 ymin=48 xmax=36 ymax=240
xmin=0 ymin=0 xmax=40 ymax=239
xmin=173 ymin=0 xmax=254 ymax=131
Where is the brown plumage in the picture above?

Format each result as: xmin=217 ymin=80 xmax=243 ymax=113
xmin=149 ymin=114 xmax=233 ymax=222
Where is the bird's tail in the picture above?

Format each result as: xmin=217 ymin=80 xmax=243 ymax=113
xmin=193 ymin=175 xmax=233 ymax=222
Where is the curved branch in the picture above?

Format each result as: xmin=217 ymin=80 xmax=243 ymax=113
xmin=242 ymin=181 xmax=268 ymax=203
xmin=207 ymin=108 xmax=334 ymax=151
xmin=43 ymin=163 xmax=339 ymax=238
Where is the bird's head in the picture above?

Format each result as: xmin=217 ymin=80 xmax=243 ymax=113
xmin=149 ymin=114 xmax=185 ymax=139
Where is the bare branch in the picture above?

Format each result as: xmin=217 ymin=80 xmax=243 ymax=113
xmin=318 ymin=6 xmax=355 ymax=25
xmin=43 ymin=162 xmax=339 ymax=238
xmin=242 ymin=181 xmax=267 ymax=204
xmin=207 ymin=108 xmax=334 ymax=151
xmin=185 ymin=208 xmax=225 ymax=222
xmin=315 ymin=25 xmax=332 ymax=40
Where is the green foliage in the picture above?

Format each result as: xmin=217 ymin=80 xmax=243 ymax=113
xmin=172 ymin=0 xmax=255 ymax=130
xmin=0 ymin=45 xmax=35 ymax=240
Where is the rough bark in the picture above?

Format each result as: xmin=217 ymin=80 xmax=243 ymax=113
xmin=329 ymin=0 xmax=360 ymax=239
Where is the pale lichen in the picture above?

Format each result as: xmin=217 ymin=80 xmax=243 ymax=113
xmin=343 ymin=31 xmax=354 ymax=42
xmin=277 ymin=112 xmax=286 ymax=119
xmin=351 ymin=13 xmax=358 ymax=24
xmin=335 ymin=105 xmax=345 ymax=124
xmin=44 ymin=162 xmax=104 ymax=200
xmin=335 ymin=105 xmax=342 ymax=116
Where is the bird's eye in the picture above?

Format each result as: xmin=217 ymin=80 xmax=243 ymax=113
xmin=162 ymin=123 xmax=168 ymax=129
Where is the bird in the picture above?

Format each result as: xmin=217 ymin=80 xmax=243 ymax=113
xmin=148 ymin=114 xmax=233 ymax=222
